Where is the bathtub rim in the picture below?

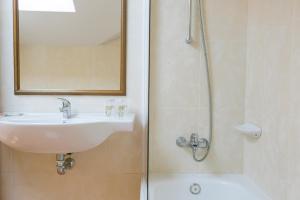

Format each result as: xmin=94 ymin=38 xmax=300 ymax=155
xmin=148 ymin=173 xmax=272 ymax=200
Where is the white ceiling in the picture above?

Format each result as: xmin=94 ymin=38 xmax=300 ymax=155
xmin=19 ymin=0 xmax=121 ymax=45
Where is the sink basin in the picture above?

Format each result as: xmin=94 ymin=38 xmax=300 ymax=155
xmin=0 ymin=113 xmax=135 ymax=153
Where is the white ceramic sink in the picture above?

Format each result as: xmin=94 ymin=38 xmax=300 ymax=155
xmin=0 ymin=113 xmax=135 ymax=153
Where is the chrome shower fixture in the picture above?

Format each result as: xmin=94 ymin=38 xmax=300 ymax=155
xmin=186 ymin=0 xmax=193 ymax=43
xmin=176 ymin=133 xmax=209 ymax=162
xmin=182 ymin=0 xmax=212 ymax=161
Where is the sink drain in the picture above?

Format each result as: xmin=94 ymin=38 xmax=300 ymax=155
xmin=190 ymin=183 xmax=201 ymax=195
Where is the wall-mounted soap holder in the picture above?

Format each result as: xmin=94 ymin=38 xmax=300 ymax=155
xmin=235 ymin=123 xmax=262 ymax=139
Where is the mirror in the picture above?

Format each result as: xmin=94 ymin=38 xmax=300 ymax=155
xmin=13 ymin=0 xmax=126 ymax=95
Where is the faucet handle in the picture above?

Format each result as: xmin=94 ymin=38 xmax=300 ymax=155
xmin=176 ymin=137 xmax=188 ymax=147
xmin=58 ymin=98 xmax=71 ymax=107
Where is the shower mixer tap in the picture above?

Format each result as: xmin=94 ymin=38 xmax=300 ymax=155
xmin=177 ymin=133 xmax=208 ymax=148
xmin=176 ymin=133 xmax=209 ymax=161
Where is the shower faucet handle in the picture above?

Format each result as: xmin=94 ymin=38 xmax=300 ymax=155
xmin=176 ymin=137 xmax=189 ymax=147
xmin=198 ymin=138 xmax=209 ymax=148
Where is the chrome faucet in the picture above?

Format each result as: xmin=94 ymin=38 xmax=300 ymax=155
xmin=176 ymin=133 xmax=209 ymax=162
xmin=176 ymin=133 xmax=208 ymax=149
xmin=58 ymin=98 xmax=71 ymax=119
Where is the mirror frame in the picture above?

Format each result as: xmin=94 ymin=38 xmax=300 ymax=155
xmin=13 ymin=0 xmax=127 ymax=96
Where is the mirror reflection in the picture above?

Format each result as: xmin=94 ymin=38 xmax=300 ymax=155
xmin=15 ymin=0 xmax=126 ymax=95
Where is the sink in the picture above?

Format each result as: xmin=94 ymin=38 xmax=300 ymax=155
xmin=0 ymin=113 xmax=135 ymax=153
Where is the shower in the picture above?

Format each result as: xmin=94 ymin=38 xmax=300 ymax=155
xmin=176 ymin=0 xmax=212 ymax=162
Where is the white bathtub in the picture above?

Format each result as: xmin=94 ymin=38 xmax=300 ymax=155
xmin=148 ymin=174 xmax=271 ymax=200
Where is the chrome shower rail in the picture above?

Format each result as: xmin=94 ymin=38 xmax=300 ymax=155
xmin=186 ymin=0 xmax=193 ymax=44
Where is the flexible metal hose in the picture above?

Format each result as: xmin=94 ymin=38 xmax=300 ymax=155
xmin=193 ymin=0 xmax=213 ymax=162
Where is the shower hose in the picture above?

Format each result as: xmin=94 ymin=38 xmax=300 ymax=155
xmin=193 ymin=0 xmax=213 ymax=162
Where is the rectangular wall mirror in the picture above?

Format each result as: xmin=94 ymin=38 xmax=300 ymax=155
xmin=13 ymin=0 xmax=126 ymax=95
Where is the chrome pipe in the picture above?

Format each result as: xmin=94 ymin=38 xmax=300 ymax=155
xmin=56 ymin=153 xmax=75 ymax=175
xmin=186 ymin=0 xmax=192 ymax=44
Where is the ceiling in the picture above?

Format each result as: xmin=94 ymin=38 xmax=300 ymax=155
xmin=19 ymin=0 xmax=121 ymax=46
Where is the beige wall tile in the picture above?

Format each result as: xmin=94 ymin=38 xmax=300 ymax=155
xmin=244 ymin=0 xmax=300 ymax=199
xmin=6 ymin=173 xmax=141 ymax=200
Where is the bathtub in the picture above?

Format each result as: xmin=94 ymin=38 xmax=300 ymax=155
xmin=148 ymin=174 xmax=271 ymax=200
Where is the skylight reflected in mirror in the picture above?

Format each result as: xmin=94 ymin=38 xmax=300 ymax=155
xmin=19 ymin=0 xmax=76 ymax=12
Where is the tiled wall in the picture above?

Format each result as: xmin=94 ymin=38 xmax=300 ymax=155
xmin=149 ymin=0 xmax=300 ymax=198
xmin=0 ymin=0 xmax=148 ymax=199
xmin=149 ymin=0 xmax=248 ymax=173
xmin=244 ymin=0 xmax=300 ymax=199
